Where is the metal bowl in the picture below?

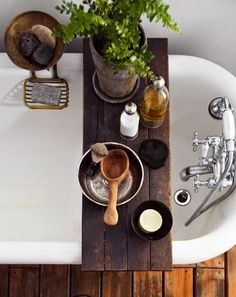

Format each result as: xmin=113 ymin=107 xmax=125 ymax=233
xmin=4 ymin=11 xmax=65 ymax=71
xmin=78 ymin=142 xmax=144 ymax=206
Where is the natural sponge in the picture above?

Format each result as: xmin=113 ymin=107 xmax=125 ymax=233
xmin=139 ymin=139 xmax=169 ymax=169
xmin=31 ymin=24 xmax=56 ymax=49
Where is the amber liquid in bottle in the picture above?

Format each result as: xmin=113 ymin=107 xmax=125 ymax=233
xmin=140 ymin=79 xmax=169 ymax=128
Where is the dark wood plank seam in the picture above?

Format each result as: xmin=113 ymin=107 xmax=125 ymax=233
xmin=38 ymin=265 xmax=41 ymax=297
xmin=7 ymin=266 xmax=10 ymax=297
xmin=225 ymin=252 xmax=229 ymax=297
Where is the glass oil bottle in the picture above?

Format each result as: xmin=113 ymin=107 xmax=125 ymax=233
xmin=140 ymin=76 xmax=169 ymax=128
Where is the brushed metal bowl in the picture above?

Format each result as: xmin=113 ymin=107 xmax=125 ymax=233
xmin=4 ymin=11 xmax=65 ymax=71
xmin=78 ymin=142 xmax=144 ymax=206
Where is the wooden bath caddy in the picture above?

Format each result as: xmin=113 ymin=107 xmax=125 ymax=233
xmin=82 ymin=38 xmax=172 ymax=271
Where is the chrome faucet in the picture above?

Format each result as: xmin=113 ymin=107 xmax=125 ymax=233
xmin=180 ymin=97 xmax=236 ymax=226
xmin=185 ymin=131 xmax=233 ymax=192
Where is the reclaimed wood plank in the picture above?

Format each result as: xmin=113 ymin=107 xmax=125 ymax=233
xmin=71 ymin=265 xmax=101 ymax=297
xmin=82 ymin=38 xmax=171 ymax=271
xmin=102 ymin=271 xmax=132 ymax=297
xmin=195 ymin=268 xmax=225 ymax=297
xmin=11 ymin=265 xmax=40 ymax=268
xmin=226 ymin=246 xmax=236 ymax=297
xmin=82 ymin=38 xmax=105 ymax=271
xmin=10 ymin=267 xmax=39 ymax=297
xmin=128 ymin=39 xmax=170 ymax=270
xmin=173 ymin=264 xmax=197 ymax=268
xmin=197 ymin=254 xmax=225 ymax=268
xmin=0 ymin=265 xmax=9 ymax=297
xmin=127 ymin=82 xmax=150 ymax=270
xmin=148 ymin=39 xmax=172 ymax=270
xmin=133 ymin=271 xmax=162 ymax=297
xmin=40 ymin=265 xmax=69 ymax=297
xmin=103 ymin=102 xmax=128 ymax=270
xmin=164 ymin=268 xmax=193 ymax=297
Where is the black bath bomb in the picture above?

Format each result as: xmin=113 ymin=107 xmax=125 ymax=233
xmin=139 ymin=139 xmax=169 ymax=169
xmin=32 ymin=43 xmax=54 ymax=67
xmin=18 ymin=32 xmax=40 ymax=57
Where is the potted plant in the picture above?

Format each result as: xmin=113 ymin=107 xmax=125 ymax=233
xmin=56 ymin=0 xmax=180 ymax=99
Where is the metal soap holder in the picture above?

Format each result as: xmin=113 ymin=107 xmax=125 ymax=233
xmin=24 ymin=65 xmax=69 ymax=109
xmin=4 ymin=11 xmax=69 ymax=110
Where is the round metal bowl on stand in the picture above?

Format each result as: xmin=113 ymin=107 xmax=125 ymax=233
xmin=78 ymin=142 xmax=144 ymax=206
xmin=4 ymin=11 xmax=69 ymax=109
xmin=4 ymin=10 xmax=65 ymax=71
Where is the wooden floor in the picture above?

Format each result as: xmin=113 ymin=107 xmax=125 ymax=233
xmin=0 ymin=246 xmax=235 ymax=297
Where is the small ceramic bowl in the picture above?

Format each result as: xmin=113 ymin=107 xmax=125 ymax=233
xmin=131 ymin=200 xmax=173 ymax=240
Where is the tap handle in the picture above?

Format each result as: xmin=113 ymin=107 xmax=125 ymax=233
xmin=192 ymin=132 xmax=199 ymax=151
xmin=194 ymin=175 xmax=209 ymax=192
xmin=194 ymin=175 xmax=200 ymax=192
xmin=201 ymin=142 xmax=209 ymax=158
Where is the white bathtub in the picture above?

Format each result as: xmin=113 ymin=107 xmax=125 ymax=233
xmin=0 ymin=53 xmax=235 ymax=264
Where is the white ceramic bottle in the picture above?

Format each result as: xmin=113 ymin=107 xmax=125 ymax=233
xmin=120 ymin=102 xmax=140 ymax=140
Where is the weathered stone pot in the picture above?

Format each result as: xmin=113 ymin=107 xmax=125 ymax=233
xmin=89 ymin=26 xmax=146 ymax=99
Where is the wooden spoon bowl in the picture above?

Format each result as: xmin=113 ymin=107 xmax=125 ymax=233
xmin=101 ymin=149 xmax=129 ymax=225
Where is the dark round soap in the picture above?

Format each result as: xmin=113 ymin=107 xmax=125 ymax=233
xmin=139 ymin=139 xmax=169 ymax=169
xmin=18 ymin=32 xmax=40 ymax=58
xmin=32 ymin=43 xmax=54 ymax=67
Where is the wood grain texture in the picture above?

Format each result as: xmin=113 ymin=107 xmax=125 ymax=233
xmin=40 ymin=265 xmax=69 ymax=297
xmin=82 ymin=38 xmax=171 ymax=271
xmin=133 ymin=271 xmax=162 ymax=297
xmin=197 ymin=254 xmax=225 ymax=268
xmin=0 ymin=266 xmax=9 ymax=297
xmin=82 ymin=38 xmax=105 ymax=271
xmin=127 ymin=83 xmax=151 ymax=270
xmin=164 ymin=268 xmax=193 ymax=297
xmin=226 ymin=246 xmax=236 ymax=297
xmin=0 ymin=251 xmax=235 ymax=297
xmin=195 ymin=268 xmax=224 ymax=297
xmin=9 ymin=267 xmax=39 ymax=297
xmin=148 ymin=39 xmax=172 ymax=270
xmin=103 ymin=99 xmax=128 ymax=270
xmin=71 ymin=265 xmax=101 ymax=297
xmin=102 ymin=272 xmax=132 ymax=297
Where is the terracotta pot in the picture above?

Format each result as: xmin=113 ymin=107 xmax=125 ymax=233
xmin=89 ymin=26 xmax=146 ymax=99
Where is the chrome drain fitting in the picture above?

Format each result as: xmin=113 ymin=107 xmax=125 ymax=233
xmin=174 ymin=189 xmax=191 ymax=206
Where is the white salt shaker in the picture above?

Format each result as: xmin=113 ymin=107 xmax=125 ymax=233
xmin=120 ymin=102 xmax=139 ymax=140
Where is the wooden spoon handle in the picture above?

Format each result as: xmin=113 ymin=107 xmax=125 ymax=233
xmin=104 ymin=181 xmax=119 ymax=225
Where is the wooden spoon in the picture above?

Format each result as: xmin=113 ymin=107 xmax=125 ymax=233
xmin=101 ymin=149 xmax=129 ymax=225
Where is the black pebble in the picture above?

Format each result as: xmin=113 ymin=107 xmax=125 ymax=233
xmin=32 ymin=43 xmax=54 ymax=67
xmin=18 ymin=32 xmax=40 ymax=58
xmin=139 ymin=139 xmax=169 ymax=169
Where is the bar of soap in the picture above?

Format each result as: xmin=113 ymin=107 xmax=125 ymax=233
xmin=31 ymin=83 xmax=61 ymax=105
xmin=138 ymin=209 xmax=163 ymax=233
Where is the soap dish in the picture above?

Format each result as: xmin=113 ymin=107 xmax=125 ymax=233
xmin=23 ymin=65 xmax=69 ymax=109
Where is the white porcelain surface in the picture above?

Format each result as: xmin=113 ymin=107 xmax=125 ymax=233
xmin=170 ymin=55 xmax=236 ymax=264
xmin=0 ymin=54 xmax=82 ymax=263
xmin=0 ymin=53 xmax=236 ymax=264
